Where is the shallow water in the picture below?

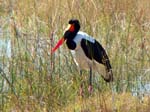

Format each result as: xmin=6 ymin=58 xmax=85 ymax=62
xmin=132 ymin=83 xmax=150 ymax=96
xmin=0 ymin=39 xmax=11 ymax=58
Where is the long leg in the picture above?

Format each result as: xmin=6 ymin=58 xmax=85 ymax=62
xmin=89 ymin=67 xmax=92 ymax=86
xmin=88 ymin=67 xmax=93 ymax=94
xmin=79 ymin=70 xmax=84 ymax=96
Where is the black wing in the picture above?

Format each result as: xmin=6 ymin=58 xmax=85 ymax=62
xmin=81 ymin=39 xmax=113 ymax=81
xmin=81 ymin=39 xmax=108 ymax=64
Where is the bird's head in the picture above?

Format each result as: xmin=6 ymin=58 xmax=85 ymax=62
xmin=67 ymin=19 xmax=80 ymax=33
xmin=51 ymin=19 xmax=80 ymax=53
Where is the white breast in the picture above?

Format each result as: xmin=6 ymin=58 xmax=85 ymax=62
xmin=70 ymin=31 xmax=95 ymax=70
xmin=71 ymin=47 xmax=92 ymax=70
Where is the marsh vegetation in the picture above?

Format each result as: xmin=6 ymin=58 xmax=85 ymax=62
xmin=0 ymin=0 xmax=150 ymax=111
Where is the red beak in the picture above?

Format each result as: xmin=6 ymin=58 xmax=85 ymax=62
xmin=51 ymin=24 xmax=74 ymax=54
xmin=51 ymin=37 xmax=65 ymax=54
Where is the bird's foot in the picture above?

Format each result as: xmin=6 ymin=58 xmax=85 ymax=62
xmin=88 ymin=85 xmax=93 ymax=94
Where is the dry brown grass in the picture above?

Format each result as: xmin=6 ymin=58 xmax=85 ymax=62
xmin=60 ymin=92 xmax=150 ymax=112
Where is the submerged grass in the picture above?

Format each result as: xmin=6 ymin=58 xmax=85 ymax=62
xmin=0 ymin=0 xmax=150 ymax=111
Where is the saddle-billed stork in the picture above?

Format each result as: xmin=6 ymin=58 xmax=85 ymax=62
xmin=51 ymin=19 xmax=113 ymax=95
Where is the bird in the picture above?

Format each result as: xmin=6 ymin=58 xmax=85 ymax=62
xmin=51 ymin=19 xmax=113 ymax=95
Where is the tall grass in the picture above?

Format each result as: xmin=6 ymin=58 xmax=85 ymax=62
xmin=0 ymin=0 xmax=150 ymax=111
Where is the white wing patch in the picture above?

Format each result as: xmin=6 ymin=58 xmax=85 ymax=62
xmin=73 ymin=31 xmax=95 ymax=45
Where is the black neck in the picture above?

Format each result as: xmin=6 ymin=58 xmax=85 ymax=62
xmin=63 ymin=31 xmax=78 ymax=50
xmin=64 ymin=31 xmax=77 ymax=40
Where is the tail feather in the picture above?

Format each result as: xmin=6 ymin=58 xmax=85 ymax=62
xmin=102 ymin=69 xmax=113 ymax=82
xmin=101 ymin=52 xmax=113 ymax=82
